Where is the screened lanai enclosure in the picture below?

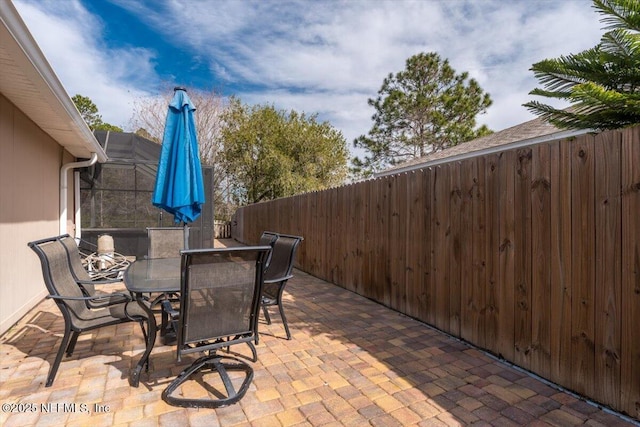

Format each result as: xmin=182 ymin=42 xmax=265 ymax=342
xmin=79 ymin=131 xmax=214 ymax=258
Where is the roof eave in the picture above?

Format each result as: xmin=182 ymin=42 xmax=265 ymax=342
xmin=0 ymin=1 xmax=107 ymax=163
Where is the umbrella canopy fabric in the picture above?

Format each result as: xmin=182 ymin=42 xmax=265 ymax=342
xmin=152 ymin=89 xmax=205 ymax=224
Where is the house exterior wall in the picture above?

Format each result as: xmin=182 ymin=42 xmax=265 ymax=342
xmin=0 ymin=94 xmax=75 ymax=335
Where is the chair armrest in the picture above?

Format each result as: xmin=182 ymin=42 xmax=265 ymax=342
xmin=264 ymin=274 xmax=294 ymax=284
xmin=76 ymin=277 xmax=123 ymax=285
xmin=161 ymin=300 xmax=180 ymax=319
xmin=47 ymin=292 xmax=131 ymax=303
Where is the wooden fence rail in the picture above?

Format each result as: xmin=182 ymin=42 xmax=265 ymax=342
xmin=234 ymin=127 xmax=640 ymax=419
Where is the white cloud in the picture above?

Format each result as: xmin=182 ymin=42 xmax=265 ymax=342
xmin=14 ymin=0 xmax=159 ymax=130
xmin=13 ymin=0 xmax=605 ymax=151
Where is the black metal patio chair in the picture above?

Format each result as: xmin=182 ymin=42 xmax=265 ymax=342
xmin=28 ymin=236 xmax=150 ymax=387
xmin=146 ymin=227 xmax=187 ymax=259
xmin=161 ymin=246 xmax=271 ymax=408
xmin=146 ymin=227 xmax=188 ymax=339
xmin=58 ymin=234 xmax=129 ymax=309
xmin=260 ymin=233 xmax=303 ymax=341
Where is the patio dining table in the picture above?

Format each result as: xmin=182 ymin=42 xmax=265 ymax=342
xmin=124 ymin=257 xmax=181 ymax=387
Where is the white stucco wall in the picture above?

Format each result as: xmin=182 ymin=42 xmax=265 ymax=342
xmin=0 ymin=94 xmax=75 ymax=335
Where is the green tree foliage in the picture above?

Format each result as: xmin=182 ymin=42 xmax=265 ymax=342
xmin=353 ymin=52 xmax=492 ymax=176
xmin=222 ymin=97 xmax=348 ymax=204
xmin=72 ymin=94 xmax=123 ymax=132
xmin=524 ymin=0 xmax=640 ymax=130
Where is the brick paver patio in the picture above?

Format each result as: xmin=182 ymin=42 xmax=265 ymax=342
xmin=1 ymin=241 xmax=638 ymax=426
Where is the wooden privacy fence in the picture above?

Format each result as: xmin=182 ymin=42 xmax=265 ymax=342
xmin=235 ymin=127 xmax=640 ymax=419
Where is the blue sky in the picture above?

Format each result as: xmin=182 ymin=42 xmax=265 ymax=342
xmin=14 ymin=0 xmax=603 ymax=154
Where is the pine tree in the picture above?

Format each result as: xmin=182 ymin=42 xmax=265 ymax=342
xmin=353 ymin=52 xmax=492 ymax=177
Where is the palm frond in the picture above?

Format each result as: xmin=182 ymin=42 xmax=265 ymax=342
xmin=526 ymin=0 xmax=640 ymax=131
xmin=524 ymin=96 xmax=640 ymax=130
xmin=530 ymin=57 xmax=589 ymax=92
xmin=593 ymin=0 xmax=640 ymax=32
xmin=529 ymin=88 xmax=573 ymax=99
xmin=600 ymin=28 xmax=640 ymax=58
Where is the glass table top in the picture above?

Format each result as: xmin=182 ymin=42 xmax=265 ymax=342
xmin=124 ymin=258 xmax=181 ymax=293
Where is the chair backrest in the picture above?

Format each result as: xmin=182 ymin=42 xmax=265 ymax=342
xmin=147 ymin=227 xmax=186 ymax=259
xmin=258 ymin=231 xmax=278 ymax=267
xmin=259 ymin=232 xmax=278 ymax=247
xmin=176 ymin=246 xmax=271 ymax=360
xmin=58 ymin=235 xmax=95 ymax=290
xmin=28 ymin=237 xmax=91 ymax=321
xmin=264 ymin=235 xmax=303 ymax=282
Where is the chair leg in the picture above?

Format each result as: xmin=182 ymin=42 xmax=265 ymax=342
xmin=247 ymin=341 xmax=257 ymax=362
xmin=162 ymin=354 xmax=254 ymax=408
xmin=138 ymin=321 xmax=148 ymax=344
xmin=277 ymin=301 xmax=291 ymax=340
xmin=47 ymin=326 xmax=72 ymax=387
xmin=160 ymin=309 xmax=168 ymax=337
xmin=262 ymin=305 xmax=272 ymax=324
xmin=65 ymin=331 xmax=80 ymax=356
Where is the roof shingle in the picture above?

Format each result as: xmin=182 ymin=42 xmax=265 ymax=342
xmin=377 ymin=116 xmax=589 ymax=177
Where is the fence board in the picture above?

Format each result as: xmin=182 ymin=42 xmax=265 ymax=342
xmin=497 ymin=150 xmax=515 ymax=361
xmin=420 ymin=169 xmax=433 ymax=323
xmin=571 ymin=135 xmax=596 ymax=397
xmin=308 ymin=192 xmax=319 ymax=275
xmin=373 ymin=178 xmax=386 ymax=303
xmin=388 ymin=174 xmax=402 ymax=311
xmin=361 ymin=185 xmax=370 ymax=295
xmin=330 ymin=187 xmax=340 ymax=284
xmin=315 ymin=191 xmax=323 ymax=276
xmin=325 ymin=189 xmax=333 ymax=280
xmin=449 ymin=164 xmax=462 ymax=336
xmin=343 ymin=186 xmax=351 ymax=286
xmin=278 ymin=197 xmax=285 ymax=234
xmin=343 ymin=185 xmax=354 ymax=292
xmin=549 ymin=140 xmax=573 ymax=387
xmin=621 ymin=127 xmax=640 ymax=419
xmin=381 ymin=177 xmax=391 ymax=306
xmin=432 ymin=165 xmax=451 ymax=332
xmin=363 ymin=179 xmax=376 ymax=301
xmin=531 ymin=143 xmax=551 ymax=379
xmin=324 ymin=191 xmax=331 ymax=279
xmin=472 ymin=158 xmax=487 ymax=348
xmin=355 ymin=182 xmax=365 ymax=295
xmin=300 ymin=193 xmax=311 ymax=268
xmin=314 ymin=190 xmax=324 ymax=277
xmin=594 ymin=131 xmax=622 ymax=409
xmin=459 ymin=159 xmax=476 ymax=342
xmin=485 ymin=154 xmax=500 ymax=354
xmin=353 ymin=183 xmax=362 ymax=291
xmin=325 ymin=188 xmax=334 ymax=282
xmin=398 ymin=173 xmax=409 ymax=313
xmin=514 ymin=147 xmax=532 ymax=369
xmin=339 ymin=186 xmax=348 ymax=285
xmin=405 ymin=172 xmax=419 ymax=319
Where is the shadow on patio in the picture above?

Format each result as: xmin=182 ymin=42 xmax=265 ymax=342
xmin=1 ymin=263 xmax=637 ymax=426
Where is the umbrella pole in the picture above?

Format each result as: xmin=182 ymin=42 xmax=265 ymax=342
xmin=183 ymin=223 xmax=189 ymax=250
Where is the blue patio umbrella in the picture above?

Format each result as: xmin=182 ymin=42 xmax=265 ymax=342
xmin=152 ymin=87 xmax=205 ymax=233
